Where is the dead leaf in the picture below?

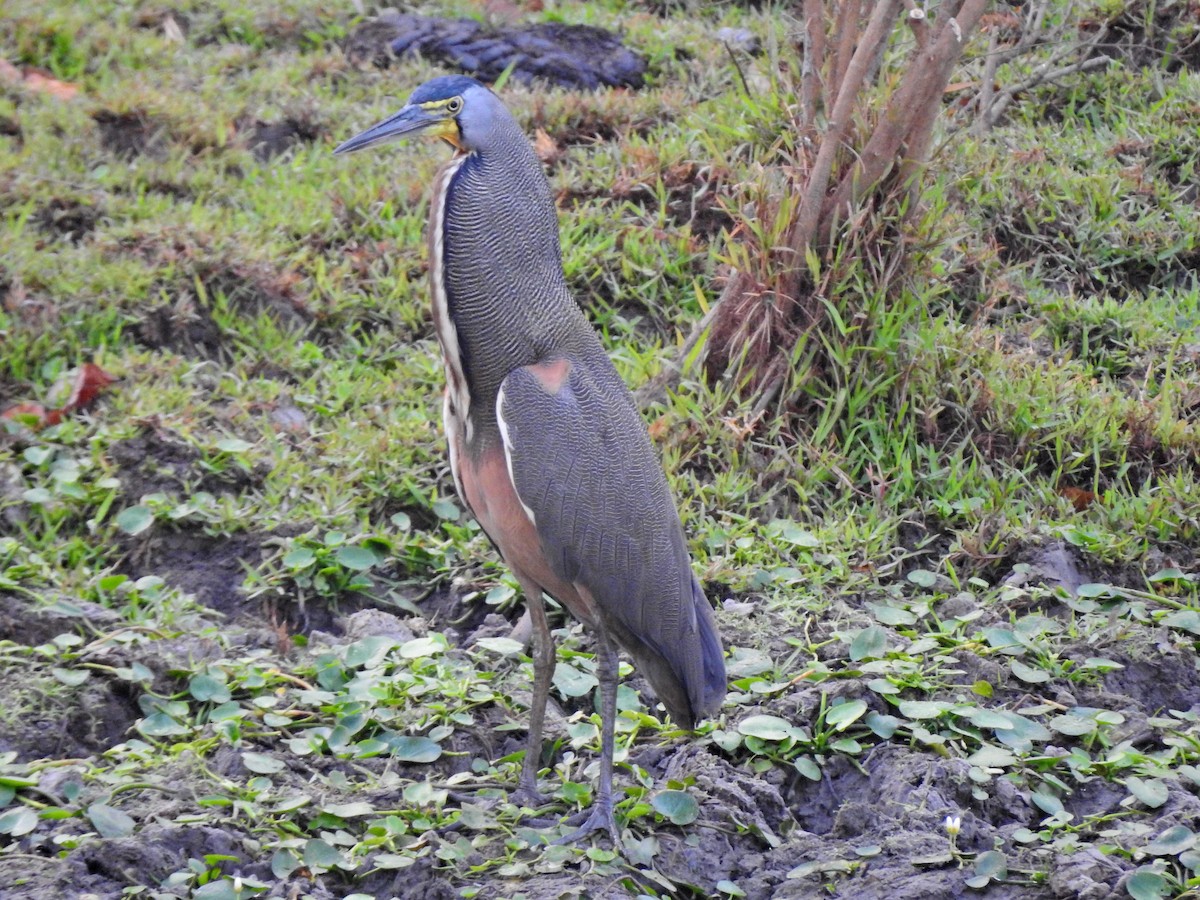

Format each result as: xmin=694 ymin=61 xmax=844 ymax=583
xmin=269 ymin=404 xmax=309 ymax=435
xmin=648 ymin=415 xmax=670 ymax=441
xmin=162 ymin=15 xmax=185 ymax=44
xmin=0 ymin=59 xmax=79 ymax=101
xmin=483 ymin=0 xmax=525 ymax=22
xmin=67 ymin=363 xmax=118 ymax=413
xmin=22 ymin=71 xmax=79 ymax=101
xmin=0 ymin=402 xmax=49 ymax=430
xmin=1 ymin=363 xmax=118 ymax=433
xmin=533 ymin=128 xmax=561 ymax=165
xmin=1058 ymin=486 xmax=1097 ymax=511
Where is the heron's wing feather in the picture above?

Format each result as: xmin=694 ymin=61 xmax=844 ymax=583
xmin=497 ymin=356 xmax=724 ymax=725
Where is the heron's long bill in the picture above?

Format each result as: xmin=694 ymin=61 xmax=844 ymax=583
xmin=333 ymin=106 xmax=455 ymax=154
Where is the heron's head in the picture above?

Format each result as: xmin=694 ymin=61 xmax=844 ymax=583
xmin=333 ymin=75 xmax=504 ymax=156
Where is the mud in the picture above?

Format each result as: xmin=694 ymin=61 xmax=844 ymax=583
xmin=32 ymin=198 xmax=101 ymax=244
xmin=4 ymin=529 xmax=1192 ymax=898
xmin=92 ymin=110 xmax=168 ymax=160
xmin=245 ymin=115 xmax=323 ymax=161
xmin=346 ymin=13 xmax=648 ymax=90
xmin=132 ymin=258 xmax=314 ymax=360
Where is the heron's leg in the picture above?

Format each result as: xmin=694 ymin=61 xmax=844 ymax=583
xmin=514 ymin=577 xmax=553 ymax=805
xmin=555 ymin=621 xmax=622 ymax=848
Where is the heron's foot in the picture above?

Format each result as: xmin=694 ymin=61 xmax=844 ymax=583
xmin=552 ymin=798 xmax=622 ymax=849
xmin=510 ymin=770 xmax=551 ymax=810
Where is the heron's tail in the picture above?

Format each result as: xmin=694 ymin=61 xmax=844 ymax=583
xmin=616 ymin=575 xmax=726 ymax=731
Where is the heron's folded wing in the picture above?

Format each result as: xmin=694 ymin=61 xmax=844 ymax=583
xmin=496 ymin=356 xmax=689 ymax=643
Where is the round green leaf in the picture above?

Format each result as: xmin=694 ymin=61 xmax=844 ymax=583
xmin=474 ymin=637 xmax=524 ymax=656
xmin=303 ymin=838 xmax=344 ymax=870
xmin=825 ymin=699 xmax=868 ymax=731
xmin=271 ymin=849 xmax=301 ymax=879
xmin=897 ymin=700 xmax=951 ymax=720
xmin=552 ymin=662 xmax=598 ymax=698
xmin=1179 ymin=849 xmax=1200 ymax=871
xmin=906 ymin=569 xmax=937 ymax=588
xmin=1031 ymin=791 xmax=1064 ymax=816
xmin=1127 ymin=869 xmax=1171 ymax=900
xmin=968 ymin=709 xmax=1014 ymax=730
xmin=324 ymin=801 xmax=375 ymax=818
xmin=399 ymin=636 xmax=446 ymax=659
xmin=242 ymin=751 xmax=285 ymax=774
xmin=1150 ymin=568 xmax=1187 ymax=583
xmin=867 ymin=603 xmax=916 ymax=626
xmin=967 ymin=745 xmax=1016 ymax=768
xmin=389 ymin=736 xmax=442 ymax=763
xmin=849 ymin=626 xmax=887 ymax=661
xmin=1127 ymin=778 xmax=1169 ymax=809
xmin=1010 ymin=659 xmax=1050 ymax=684
xmin=189 ymin=674 xmax=230 ymax=703
xmin=1048 ymin=714 xmax=1099 ymax=736
xmin=283 ymin=547 xmax=316 ymax=569
xmin=0 ymin=806 xmax=39 ymax=836
xmin=767 ymin=519 xmax=820 ymax=546
xmin=51 ymin=667 xmax=91 ymax=687
xmin=1163 ymin=610 xmax=1200 ymax=635
xmin=115 ymin=505 xmax=154 ymax=536
xmin=651 ymin=790 xmax=698 ymax=825
xmin=137 ymin=711 xmax=188 ymax=737
xmin=737 ymin=715 xmax=796 ymax=741
xmin=793 ymin=756 xmax=822 ymax=780
xmin=974 ymin=850 xmax=1007 ymax=878
xmin=1075 ymin=582 xmax=1117 ymax=597
xmin=866 ymin=678 xmax=899 ymax=695
xmin=87 ymin=802 xmax=135 ymax=838
xmin=865 ymin=712 xmax=900 ymax=738
xmin=1145 ymin=825 xmax=1196 ymax=856
xmin=193 ymin=882 xmax=240 ymax=900
xmin=336 ymin=545 xmax=377 ymax=571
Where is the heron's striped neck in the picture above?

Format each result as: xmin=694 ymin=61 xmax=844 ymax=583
xmin=429 ymin=152 xmax=471 ymax=443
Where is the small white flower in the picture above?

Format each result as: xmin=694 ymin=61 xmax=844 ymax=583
xmin=944 ymin=815 xmax=962 ymax=837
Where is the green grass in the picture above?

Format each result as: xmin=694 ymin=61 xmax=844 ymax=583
xmin=2 ymin=1 xmax=1200 ymax=898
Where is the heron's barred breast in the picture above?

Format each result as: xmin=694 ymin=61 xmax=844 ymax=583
xmin=430 ymin=154 xmax=471 ymax=499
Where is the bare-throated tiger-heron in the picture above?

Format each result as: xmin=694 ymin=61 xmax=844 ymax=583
xmin=334 ymin=75 xmax=726 ymax=844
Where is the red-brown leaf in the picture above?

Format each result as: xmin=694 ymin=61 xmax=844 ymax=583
xmin=62 ymin=363 xmax=118 ymax=414
xmin=1058 ymin=486 xmax=1097 ymax=511
xmin=0 ymin=402 xmax=49 ymax=430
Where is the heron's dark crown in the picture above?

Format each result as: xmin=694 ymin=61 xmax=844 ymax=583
xmin=408 ymin=75 xmax=487 ymax=106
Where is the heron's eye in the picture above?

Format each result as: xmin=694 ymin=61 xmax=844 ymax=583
xmin=446 ymin=97 xmax=463 ymax=114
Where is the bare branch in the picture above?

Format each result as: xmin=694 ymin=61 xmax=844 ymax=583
xmin=801 ymin=0 xmax=825 ymax=126
xmin=974 ymin=26 xmax=1000 ymax=134
xmin=987 ymin=54 xmax=1113 ymax=122
xmin=829 ymin=0 xmax=863 ymax=106
xmin=903 ymin=0 xmax=931 ymax=50
xmin=975 ymin=13 xmax=1116 ymax=129
xmin=826 ymin=0 xmax=989 ymax=228
xmin=786 ymin=0 xmax=903 ymax=287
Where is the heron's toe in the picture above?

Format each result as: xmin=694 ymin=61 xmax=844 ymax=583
xmin=511 ymin=775 xmax=550 ymax=810
xmin=553 ymin=802 xmax=622 ymax=850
